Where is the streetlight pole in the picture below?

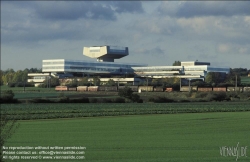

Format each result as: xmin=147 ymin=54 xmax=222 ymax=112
xmin=235 ymin=74 xmax=237 ymax=90
xmin=180 ymin=77 xmax=181 ymax=91
xmin=23 ymin=81 xmax=26 ymax=92
xmin=146 ymin=77 xmax=149 ymax=92
xmin=189 ymin=79 xmax=191 ymax=93
xmin=49 ymin=76 xmax=51 ymax=90
xmin=46 ymin=76 xmax=48 ymax=88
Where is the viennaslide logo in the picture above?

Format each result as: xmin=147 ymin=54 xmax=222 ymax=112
xmin=220 ymin=142 xmax=248 ymax=161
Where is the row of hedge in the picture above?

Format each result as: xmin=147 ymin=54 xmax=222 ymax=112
xmin=148 ymin=91 xmax=250 ymax=103
xmin=23 ymin=97 xmax=128 ymax=104
xmin=1 ymin=91 xmax=250 ymax=104
xmin=7 ymin=82 xmax=34 ymax=87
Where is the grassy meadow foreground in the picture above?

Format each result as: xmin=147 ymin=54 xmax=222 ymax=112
xmin=4 ymin=112 xmax=250 ymax=162
xmin=1 ymin=86 xmax=250 ymax=161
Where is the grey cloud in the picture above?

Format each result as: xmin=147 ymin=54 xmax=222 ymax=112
xmin=158 ymin=1 xmax=250 ymax=18
xmin=111 ymin=1 xmax=144 ymax=13
xmin=35 ymin=2 xmax=116 ymax=21
xmin=143 ymin=47 xmax=165 ymax=56
xmin=34 ymin=1 xmax=144 ymax=21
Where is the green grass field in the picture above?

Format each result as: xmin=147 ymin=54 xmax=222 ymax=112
xmin=241 ymin=76 xmax=250 ymax=85
xmin=4 ymin=112 xmax=250 ymax=162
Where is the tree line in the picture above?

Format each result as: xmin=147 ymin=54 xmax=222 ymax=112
xmin=0 ymin=68 xmax=41 ymax=86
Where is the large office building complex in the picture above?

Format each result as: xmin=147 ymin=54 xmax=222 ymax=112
xmin=28 ymin=45 xmax=230 ymax=85
xmin=42 ymin=59 xmax=146 ymax=77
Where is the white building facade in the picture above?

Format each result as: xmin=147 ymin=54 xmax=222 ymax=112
xmin=28 ymin=46 xmax=230 ymax=85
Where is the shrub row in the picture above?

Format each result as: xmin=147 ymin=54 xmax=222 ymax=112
xmin=148 ymin=96 xmax=174 ymax=103
xmin=89 ymin=97 xmax=126 ymax=103
xmin=195 ymin=91 xmax=250 ymax=101
xmin=24 ymin=97 xmax=128 ymax=103
xmin=0 ymin=98 xmax=19 ymax=104
xmin=146 ymin=91 xmax=250 ymax=103
xmin=7 ymin=82 xmax=34 ymax=87
xmin=3 ymin=104 xmax=250 ymax=120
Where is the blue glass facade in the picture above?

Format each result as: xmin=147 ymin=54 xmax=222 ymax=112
xmin=42 ymin=59 xmax=145 ymax=75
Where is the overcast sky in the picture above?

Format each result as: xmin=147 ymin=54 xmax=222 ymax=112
xmin=1 ymin=1 xmax=250 ymax=71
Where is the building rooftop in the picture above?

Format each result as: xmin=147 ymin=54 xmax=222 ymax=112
xmin=83 ymin=46 xmax=129 ymax=62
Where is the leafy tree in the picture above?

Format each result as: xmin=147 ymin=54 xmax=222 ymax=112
xmin=40 ymin=77 xmax=60 ymax=88
xmin=2 ymin=72 xmax=15 ymax=85
xmin=152 ymin=77 xmax=180 ymax=88
xmin=106 ymin=79 xmax=116 ymax=86
xmin=28 ymin=68 xmax=42 ymax=73
xmin=3 ymin=68 xmax=15 ymax=74
xmin=92 ymin=77 xmax=100 ymax=86
xmin=78 ymin=77 xmax=89 ymax=86
xmin=67 ymin=78 xmax=78 ymax=87
xmin=231 ymin=68 xmax=248 ymax=76
xmin=12 ymin=70 xmax=21 ymax=83
xmin=172 ymin=61 xmax=181 ymax=66
xmin=1 ymin=68 xmax=42 ymax=86
xmin=205 ymin=72 xmax=227 ymax=86
xmin=225 ymin=69 xmax=241 ymax=86
xmin=191 ymin=80 xmax=212 ymax=87
xmin=50 ymin=77 xmax=60 ymax=87
xmin=151 ymin=78 xmax=162 ymax=86
xmin=130 ymin=94 xmax=142 ymax=102
xmin=118 ymin=86 xmax=133 ymax=99
xmin=0 ymin=70 xmax=3 ymax=86
xmin=118 ymin=86 xmax=142 ymax=102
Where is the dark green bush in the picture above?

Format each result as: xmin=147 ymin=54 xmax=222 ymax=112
xmin=178 ymin=99 xmax=191 ymax=102
xmin=148 ymin=97 xmax=155 ymax=102
xmin=1 ymin=90 xmax=14 ymax=100
xmin=113 ymin=97 xmax=125 ymax=103
xmin=30 ymin=98 xmax=54 ymax=103
xmin=98 ymin=98 xmax=112 ymax=103
xmin=195 ymin=92 xmax=209 ymax=98
xmin=227 ymin=92 xmax=240 ymax=99
xmin=206 ymin=92 xmax=229 ymax=101
xmin=238 ymin=91 xmax=250 ymax=100
xmin=70 ymin=97 xmax=89 ymax=103
xmin=131 ymin=94 xmax=141 ymax=102
xmin=7 ymin=83 xmax=15 ymax=87
xmin=0 ymin=90 xmax=19 ymax=103
xmin=148 ymin=96 xmax=174 ymax=103
xmin=89 ymin=98 xmax=98 ymax=103
xmin=58 ymin=97 xmax=70 ymax=103
xmin=195 ymin=98 xmax=209 ymax=102
xmin=137 ymin=99 xmax=143 ymax=103
xmin=0 ymin=98 xmax=19 ymax=103
xmin=118 ymin=87 xmax=133 ymax=99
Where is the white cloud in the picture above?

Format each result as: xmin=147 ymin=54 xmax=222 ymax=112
xmin=218 ymin=44 xmax=231 ymax=53
xmin=239 ymin=47 xmax=248 ymax=54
